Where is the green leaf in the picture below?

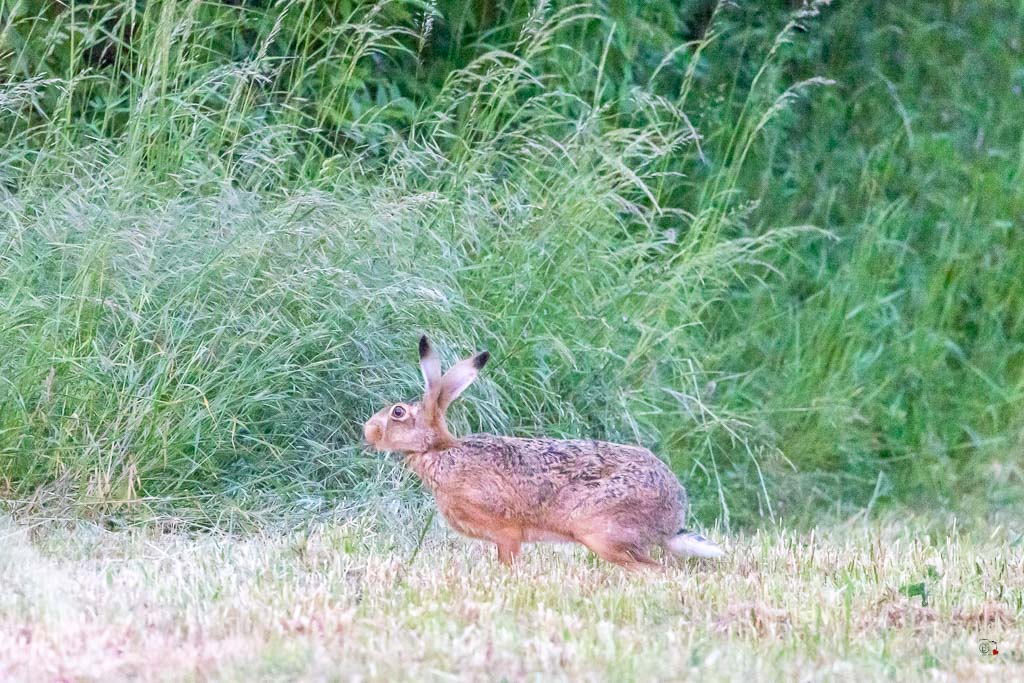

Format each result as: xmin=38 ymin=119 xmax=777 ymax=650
xmin=900 ymin=582 xmax=928 ymax=606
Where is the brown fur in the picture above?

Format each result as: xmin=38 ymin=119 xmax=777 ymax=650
xmin=363 ymin=336 xmax=698 ymax=570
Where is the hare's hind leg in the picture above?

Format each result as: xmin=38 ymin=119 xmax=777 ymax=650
xmin=579 ymin=533 xmax=660 ymax=571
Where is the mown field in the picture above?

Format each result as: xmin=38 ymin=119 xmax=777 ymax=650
xmin=1 ymin=0 xmax=1022 ymax=680
xmin=1 ymin=511 xmax=1021 ymax=681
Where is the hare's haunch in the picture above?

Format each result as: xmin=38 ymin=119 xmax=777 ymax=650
xmin=363 ymin=336 xmax=724 ymax=569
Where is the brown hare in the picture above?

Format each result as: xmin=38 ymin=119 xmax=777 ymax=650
xmin=363 ymin=336 xmax=724 ymax=569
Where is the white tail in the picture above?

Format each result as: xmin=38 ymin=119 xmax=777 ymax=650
xmin=667 ymin=531 xmax=725 ymax=559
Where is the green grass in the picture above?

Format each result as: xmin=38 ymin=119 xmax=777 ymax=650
xmin=1 ymin=509 xmax=1021 ymax=681
xmin=0 ymin=1 xmax=1022 ymax=528
xmin=2 ymin=4 xmax=1021 ymax=678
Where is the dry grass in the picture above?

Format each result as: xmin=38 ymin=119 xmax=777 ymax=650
xmin=1 ymin=509 xmax=1021 ymax=682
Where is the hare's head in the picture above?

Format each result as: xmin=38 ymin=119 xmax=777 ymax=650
xmin=363 ymin=336 xmax=489 ymax=453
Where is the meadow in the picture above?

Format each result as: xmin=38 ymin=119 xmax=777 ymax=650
xmin=2 ymin=512 xmax=1022 ymax=681
xmin=1 ymin=0 xmax=1022 ymax=679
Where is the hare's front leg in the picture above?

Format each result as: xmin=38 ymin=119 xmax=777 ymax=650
xmin=437 ymin=496 xmax=523 ymax=565
xmin=491 ymin=527 xmax=523 ymax=565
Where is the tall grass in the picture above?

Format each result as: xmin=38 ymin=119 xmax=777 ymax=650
xmin=0 ymin=1 xmax=1021 ymax=527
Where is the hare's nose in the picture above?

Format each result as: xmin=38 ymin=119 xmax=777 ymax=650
xmin=363 ymin=420 xmax=382 ymax=445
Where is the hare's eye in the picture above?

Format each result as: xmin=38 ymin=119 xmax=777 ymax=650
xmin=391 ymin=405 xmax=406 ymax=419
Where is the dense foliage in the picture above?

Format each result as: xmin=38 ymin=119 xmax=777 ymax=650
xmin=1 ymin=1 xmax=1021 ymax=527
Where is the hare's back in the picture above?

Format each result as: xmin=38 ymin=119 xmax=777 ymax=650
xmin=458 ymin=434 xmax=679 ymax=490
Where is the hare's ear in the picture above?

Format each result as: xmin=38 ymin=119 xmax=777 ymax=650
xmin=419 ymin=335 xmax=443 ymax=409
xmin=419 ymin=335 xmax=441 ymax=390
xmin=436 ymin=350 xmax=490 ymax=414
